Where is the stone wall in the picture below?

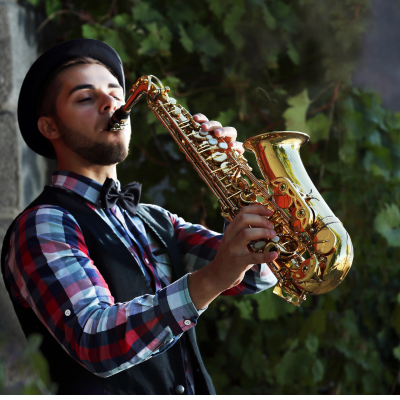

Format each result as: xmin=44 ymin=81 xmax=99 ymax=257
xmin=0 ymin=0 xmax=51 ymax=342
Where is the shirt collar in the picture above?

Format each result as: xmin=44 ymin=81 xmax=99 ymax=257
xmin=51 ymin=170 xmax=121 ymax=207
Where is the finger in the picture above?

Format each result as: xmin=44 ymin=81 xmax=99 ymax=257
xmin=214 ymin=127 xmax=237 ymax=143
xmin=239 ymin=250 xmax=278 ymax=266
xmin=236 ymin=204 xmax=274 ymax=218
xmin=228 ymin=213 xmax=274 ymax=232
xmin=200 ymin=120 xmax=223 ymax=133
xmin=228 ymin=141 xmax=244 ymax=155
xmin=193 ymin=114 xmax=209 ymax=123
xmin=233 ymin=227 xmax=277 ymax=249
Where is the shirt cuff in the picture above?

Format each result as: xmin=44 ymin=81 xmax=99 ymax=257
xmin=259 ymin=263 xmax=278 ymax=286
xmin=156 ymin=274 xmax=200 ymax=336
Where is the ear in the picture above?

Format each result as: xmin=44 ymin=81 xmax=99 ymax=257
xmin=37 ymin=116 xmax=60 ymax=140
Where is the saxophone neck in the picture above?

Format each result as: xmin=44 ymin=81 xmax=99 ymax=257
xmin=109 ymin=75 xmax=170 ymax=131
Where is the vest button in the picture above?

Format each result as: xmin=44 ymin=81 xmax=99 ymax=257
xmin=175 ymin=385 xmax=185 ymax=394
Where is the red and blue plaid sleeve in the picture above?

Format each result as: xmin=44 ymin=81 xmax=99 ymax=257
xmin=145 ymin=205 xmax=277 ymax=296
xmin=5 ymin=205 xmax=199 ymax=377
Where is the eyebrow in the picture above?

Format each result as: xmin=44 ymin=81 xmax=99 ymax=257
xmin=69 ymin=83 xmax=122 ymax=96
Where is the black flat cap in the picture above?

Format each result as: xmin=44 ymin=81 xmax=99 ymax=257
xmin=18 ymin=39 xmax=125 ymax=159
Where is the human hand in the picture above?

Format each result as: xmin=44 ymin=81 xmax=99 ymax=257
xmin=187 ymin=204 xmax=278 ymax=310
xmin=192 ymin=113 xmax=244 ymax=155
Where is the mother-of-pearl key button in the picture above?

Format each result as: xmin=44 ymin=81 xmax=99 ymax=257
xmin=221 ymin=161 xmax=231 ymax=173
xmin=208 ymin=138 xmax=218 ymax=145
xmin=168 ymin=97 xmax=177 ymax=104
xmin=199 ymin=129 xmax=208 ymax=136
xmin=218 ymin=142 xmax=228 ymax=149
xmin=172 ymin=106 xmax=181 ymax=116
xmin=206 ymin=135 xmax=213 ymax=139
xmin=212 ymin=152 xmax=228 ymax=162
xmin=253 ymin=240 xmax=267 ymax=250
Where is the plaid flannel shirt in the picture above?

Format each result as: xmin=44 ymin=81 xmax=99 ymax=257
xmin=4 ymin=171 xmax=277 ymax=393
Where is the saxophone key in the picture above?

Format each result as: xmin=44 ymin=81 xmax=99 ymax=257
xmin=199 ymin=129 xmax=208 ymax=136
xmin=211 ymin=152 xmax=228 ymax=163
xmin=171 ymin=106 xmax=181 ymax=116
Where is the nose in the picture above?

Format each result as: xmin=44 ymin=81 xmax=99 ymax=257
xmin=100 ymin=93 xmax=118 ymax=114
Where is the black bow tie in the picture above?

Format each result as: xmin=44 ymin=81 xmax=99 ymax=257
xmin=99 ymin=178 xmax=142 ymax=215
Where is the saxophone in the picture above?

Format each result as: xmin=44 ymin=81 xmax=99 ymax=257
xmin=109 ymin=75 xmax=354 ymax=307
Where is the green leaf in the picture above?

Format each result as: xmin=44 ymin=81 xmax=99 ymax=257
xmin=283 ymin=89 xmax=310 ymax=132
xmin=205 ymin=0 xmax=232 ymax=18
xmin=23 ymin=333 xmax=43 ymax=357
xmin=275 ymin=349 xmax=313 ymax=386
xmin=394 ymin=344 xmax=400 ymax=361
xmin=305 ymin=334 xmax=319 ymax=354
xmin=257 ymin=287 xmax=297 ymax=321
xmin=132 ymin=2 xmax=164 ymax=23
xmin=236 ymin=298 xmax=253 ymax=320
xmin=113 ymin=14 xmax=131 ymax=28
xmin=215 ymin=109 xmax=236 ymax=126
xmin=312 ymin=359 xmax=324 ymax=383
xmin=259 ymin=3 xmax=277 ymax=30
xmin=345 ymin=362 xmax=360 ymax=383
xmin=287 ymin=41 xmax=300 ymax=65
xmin=223 ymin=0 xmax=245 ymax=50
xmin=138 ymin=23 xmax=172 ymax=56
xmin=45 ymin=0 xmax=62 ymax=16
xmin=178 ymin=24 xmax=194 ymax=53
xmin=187 ymin=24 xmax=224 ymax=57
xmin=300 ymin=310 xmax=327 ymax=339
xmin=26 ymin=0 xmax=40 ymax=6
xmin=307 ymin=113 xmax=330 ymax=142
xmin=81 ymin=24 xmax=130 ymax=64
xmin=216 ymin=318 xmax=232 ymax=341
xmin=374 ymin=203 xmax=400 ymax=247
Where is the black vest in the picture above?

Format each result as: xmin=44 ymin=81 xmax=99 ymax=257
xmin=1 ymin=186 xmax=215 ymax=395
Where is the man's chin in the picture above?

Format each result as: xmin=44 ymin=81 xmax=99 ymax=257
xmin=72 ymin=143 xmax=129 ymax=166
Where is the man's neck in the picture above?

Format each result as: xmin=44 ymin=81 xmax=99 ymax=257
xmin=57 ymin=157 xmax=118 ymax=184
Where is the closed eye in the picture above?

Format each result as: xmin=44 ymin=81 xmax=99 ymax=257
xmin=78 ymin=97 xmax=92 ymax=103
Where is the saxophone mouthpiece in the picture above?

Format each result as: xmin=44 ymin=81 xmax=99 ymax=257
xmin=108 ymin=105 xmax=131 ymax=131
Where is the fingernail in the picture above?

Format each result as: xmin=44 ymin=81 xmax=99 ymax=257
xmin=203 ymin=122 xmax=210 ymax=129
xmin=270 ymin=251 xmax=278 ymax=259
xmin=215 ymin=128 xmax=222 ymax=135
xmin=267 ymin=222 xmax=273 ymax=229
xmin=270 ymin=230 xmax=276 ymax=237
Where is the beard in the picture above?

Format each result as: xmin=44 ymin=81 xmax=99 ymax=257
xmin=56 ymin=118 xmax=129 ymax=166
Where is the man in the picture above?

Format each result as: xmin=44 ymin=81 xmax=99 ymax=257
xmin=1 ymin=39 xmax=278 ymax=395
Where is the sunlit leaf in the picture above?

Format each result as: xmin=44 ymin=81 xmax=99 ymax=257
xmin=283 ymin=89 xmax=310 ymax=132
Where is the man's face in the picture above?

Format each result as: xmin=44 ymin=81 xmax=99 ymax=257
xmin=54 ymin=63 xmax=130 ymax=166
